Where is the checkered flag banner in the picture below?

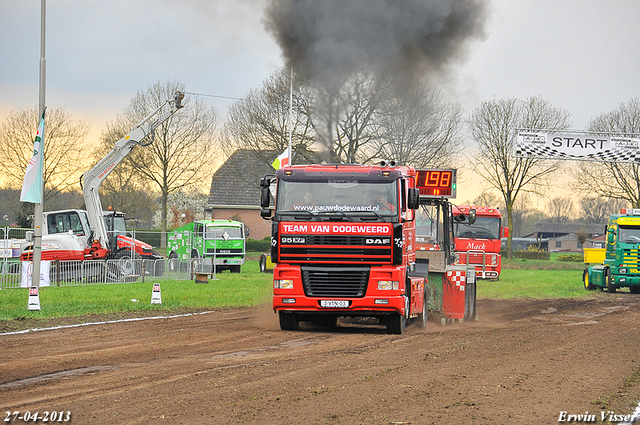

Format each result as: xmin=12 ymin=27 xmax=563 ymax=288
xmin=514 ymin=131 xmax=640 ymax=163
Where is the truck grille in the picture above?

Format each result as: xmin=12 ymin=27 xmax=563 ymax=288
xmin=622 ymin=249 xmax=640 ymax=266
xmin=301 ymin=266 xmax=369 ymax=298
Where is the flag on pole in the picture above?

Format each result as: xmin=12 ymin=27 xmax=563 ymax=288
xmin=20 ymin=108 xmax=46 ymax=204
xmin=272 ymin=147 xmax=291 ymax=170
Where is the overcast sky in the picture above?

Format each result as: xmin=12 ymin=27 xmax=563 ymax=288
xmin=2 ymin=0 xmax=640 ymax=201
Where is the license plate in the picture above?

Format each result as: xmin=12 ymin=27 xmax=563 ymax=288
xmin=320 ymin=300 xmax=350 ymax=308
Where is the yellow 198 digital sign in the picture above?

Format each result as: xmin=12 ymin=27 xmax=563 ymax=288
xmin=415 ymin=169 xmax=456 ymax=198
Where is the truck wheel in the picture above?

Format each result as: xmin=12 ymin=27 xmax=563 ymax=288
xmin=113 ymin=250 xmax=141 ymax=278
xmin=386 ymin=313 xmax=406 ymax=334
xmin=279 ymin=312 xmax=299 ymax=331
xmin=464 ymin=277 xmax=477 ymax=322
xmin=230 ymin=265 xmax=241 ymax=273
xmin=583 ymin=269 xmax=595 ymax=290
xmin=416 ymin=288 xmax=429 ymax=329
xmin=605 ymin=268 xmax=616 ymax=293
xmin=630 ymin=286 xmax=640 ymax=294
xmin=168 ymin=252 xmax=179 ymax=271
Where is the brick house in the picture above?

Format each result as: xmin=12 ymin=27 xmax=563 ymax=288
xmin=207 ymin=149 xmax=277 ymax=240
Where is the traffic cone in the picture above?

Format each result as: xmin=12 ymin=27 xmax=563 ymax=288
xmin=151 ymin=283 xmax=162 ymax=305
xmin=28 ymin=286 xmax=41 ymax=311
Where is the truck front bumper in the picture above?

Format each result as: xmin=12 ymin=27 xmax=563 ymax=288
xmin=612 ymin=274 xmax=640 ymax=286
xmin=272 ymin=264 xmax=408 ymax=316
xmin=273 ymin=295 xmax=405 ymax=316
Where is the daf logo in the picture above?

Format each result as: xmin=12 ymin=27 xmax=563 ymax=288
xmin=365 ymin=238 xmax=390 ymax=245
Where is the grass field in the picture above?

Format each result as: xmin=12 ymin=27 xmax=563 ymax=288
xmin=0 ymin=255 xmax=594 ymax=323
xmin=477 ymin=254 xmax=591 ymax=299
xmin=0 ymin=260 xmax=273 ymax=322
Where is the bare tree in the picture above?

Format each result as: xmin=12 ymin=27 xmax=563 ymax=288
xmin=221 ymin=68 xmax=316 ymax=169
xmin=152 ymin=189 xmax=209 ymax=230
xmin=469 ymin=96 xmax=571 ymax=258
xmin=574 ymin=99 xmax=640 ymax=207
xmin=580 ymin=196 xmax=627 ymax=223
xmin=472 ymin=192 xmax=503 ymax=209
xmin=375 ymin=75 xmax=464 ymax=167
xmin=223 ymin=67 xmax=465 ymax=170
xmin=101 ymin=81 xmax=218 ymax=235
xmin=0 ymin=106 xmax=90 ymax=200
xmin=546 ymin=197 xmax=574 ymax=223
xmin=331 ymin=71 xmax=383 ymax=164
xmin=510 ymin=194 xmax=532 ymax=238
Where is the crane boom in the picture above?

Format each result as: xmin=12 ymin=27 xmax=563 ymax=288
xmin=82 ymin=91 xmax=184 ymax=250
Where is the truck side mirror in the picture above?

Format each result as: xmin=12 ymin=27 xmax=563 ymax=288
xmin=260 ymin=208 xmax=272 ymax=219
xmin=260 ymin=187 xmax=271 ymax=209
xmin=407 ymin=188 xmax=419 ymax=210
xmin=501 ymin=227 xmax=509 ymax=238
xmin=467 ymin=209 xmax=476 ymax=224
xmin=607 ymin=227 xmax=616 ymax=244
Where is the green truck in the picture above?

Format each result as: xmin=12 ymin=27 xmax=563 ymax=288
xmin=583 ymin=209 xmax=640 ymax=293
xmin=167 ymin=220 xmax=246 ymax=273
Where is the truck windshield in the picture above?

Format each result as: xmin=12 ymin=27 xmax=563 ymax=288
xmin=205 ymin=226 xmax=243 ymax=239
xmin=276 ymin=180 xmax=398 ymax=216
xmin=456 ymin=217 xmax=500 ymax=240
xmin=48 ymin=211 xmax=87 ymax=236
xmin=618 ymin=225 xmax=640 ymax=243
xmin=113 ymin=216 xmax=127 ymax=232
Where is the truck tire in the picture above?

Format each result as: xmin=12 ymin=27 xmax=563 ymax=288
xmin=416 ymin=288 xmax=429 ymax=329
xmin=583 ymin=269 xmax=595 ymax=290
xmin=464 ymin=277 xmax=477 ymax=322
xmin=111 ymin=250 xmax=141 ymax=279
xmin=168 ymin=252 xmax=179 ymax=271
xmin=630 ymin=286 xmax=640 ymax=294
xmin=605 ymin=268 xmax=616 ymax=293
xmin=279 ymin=312 xmax=299 ymax=331
xmin=386 ymin=313 xmax=406 ymax=334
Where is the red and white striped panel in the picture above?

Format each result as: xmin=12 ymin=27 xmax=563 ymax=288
xmin=446 ymin=270 xmax=466 ymax=291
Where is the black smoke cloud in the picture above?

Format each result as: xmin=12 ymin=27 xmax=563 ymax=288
xmin=264 ymin=0 xmax=489 ymax=83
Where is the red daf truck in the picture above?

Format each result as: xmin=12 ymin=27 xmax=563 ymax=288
xmin=260 ymin=163 xmax=479 ymax=332
xmin=452 ymin=206 xmax=508 ymax=280
xmin=259 ymin=161 xmax=428 ymax=334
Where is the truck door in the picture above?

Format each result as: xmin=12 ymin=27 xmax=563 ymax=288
xmin=194 ymin=222 xmax=204 ymax=255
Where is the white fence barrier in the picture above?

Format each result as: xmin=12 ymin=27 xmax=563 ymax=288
xmin=1 ymin=258 xmax=195 ymax=289
xmin=0 ymin=228 xmax=249 ymax=289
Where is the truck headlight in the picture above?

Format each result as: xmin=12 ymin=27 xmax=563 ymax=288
xmin=377 ymin=280 xmax=399 ymax=290
xmin=274 ymin=279 xmax=294 ymax=289
xmin=619 ymin=268 xmax=627 ymax=274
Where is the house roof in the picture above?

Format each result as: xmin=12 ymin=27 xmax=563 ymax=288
xmin=208 ymin=149 xmax=278 ymax=207
xmin=207 ymin=148 xmax=324 ymax=208
xmin=531 ymin=222 xmax=605 ymax=237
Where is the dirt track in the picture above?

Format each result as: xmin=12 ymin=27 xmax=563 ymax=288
xmin=2 ymin=295 xmax=640 ymax=424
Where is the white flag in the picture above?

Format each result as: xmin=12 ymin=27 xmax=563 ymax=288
xmin=272 ymin=147 xmax=291 ymax=170
xmin=20 ymin=108 xmax=46 ymax=204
